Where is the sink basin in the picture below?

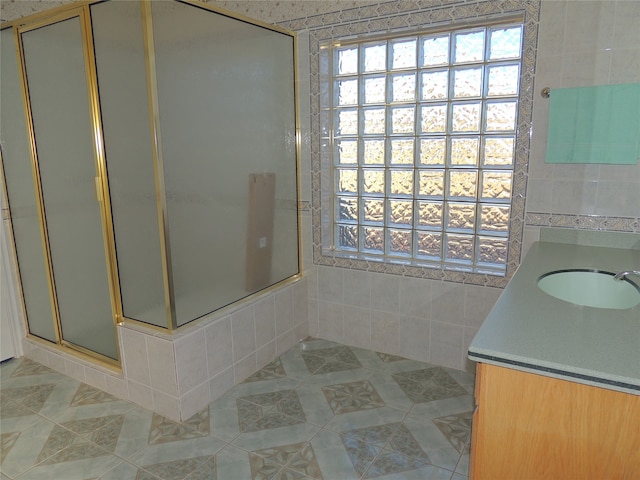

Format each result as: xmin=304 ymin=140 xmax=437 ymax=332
xmin=537 ymin=269 xmax=640 ymax=310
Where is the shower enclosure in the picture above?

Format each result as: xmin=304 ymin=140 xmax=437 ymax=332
xmin=0 ymin=0 xmax=300 ymax=367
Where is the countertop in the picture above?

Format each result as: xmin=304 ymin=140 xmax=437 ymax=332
xmin=468 ymin=240 xmax=640 ymax=395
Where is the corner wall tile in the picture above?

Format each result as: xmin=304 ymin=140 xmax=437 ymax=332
xmin=120 ymin=328 xmax=150 ymax=386
xmin=175 ymin=331 xmax=208 ymax=395
xmin=152 ymin=390 xmax=181 ymax=422
xmin=146 ymin=336 xmax=178 ymax=396
xmin=179 ymin=381 xmax=211 ymax=421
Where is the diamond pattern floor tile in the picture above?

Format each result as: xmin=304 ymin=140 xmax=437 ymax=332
xmin=301 ymin=346 xmax=363 ymax=374
xmin=321 ymin=380 xmax=385 ymax=414
xmin=392 ymin=367 xmax=468 ymax=403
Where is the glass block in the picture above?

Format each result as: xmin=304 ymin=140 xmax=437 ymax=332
xmin=337 ymin=168 xmax=358 ymax=193
xmin=336 ymin=78 xmax=358 ymax=105
xmin=419 ymin=138 xmax=446 ymax=166
xmin=481 ymin=171 xmax=512 ymax=200
xmin=421 ymin=70 xmax=448 ymax=100
xmin=391 ymin=38 xmax=416 ymax=69
xmin=483 ymin=137 xmax=514 ymax=166
xmin=487 ymin=65 xmax=519 ymax=96
xmin=363 ymin=226 xmax=384 ymax=253
xmin=337 ymin=224 xmax=358 ymax=249
xmin=389 ymin=228 xmax=412 ymax=256
xmin=337 ymin=46 xmax=358 ymax=75
xmin=363 ymin=198 xmax=384 ymax=223
xmin=485 ymin=102 xmax=517 ymax=131
xmin=476 ymin=236 xmax=508 ymax=266
xmin=364 ymin=107 xmax=386 ymax=134
xmin=450 ymin=137 xmax=479 ymax=166
xmin=391 ymin=73 xmax=416 ymax=102
xmin=447 ymin=170 xmax=477 ymax=199
xmin=446 ymin=202 xmax=476 ymax=232
xmin=479 ymin=204 xmax=510 ymax=235
xmin=336 ymin=109 xmax=358 ymax=135
xmin=418 ymin=170 xmax=444 ymax=198
xmin=445 ymin=233 xmax=474 ymax=263
xmin=390 ymin=169 xmax=414 ymax=196
xmin=363 ymin=169 xmax=385 ymax=195
xmin=453 ymin=30 xmax=485 ymax=64
xmin=421 ymin=35 xmax=449 ymax=66
xmin=417 ymin=201 xmax=443 ymax=228
xmin=420 ymin=104 xmax=447 ymax=133
xmin=417 ymin=231 xmax=442 ymax=259
xmin=364 ymin=76 xmax=386 ymax=104
xmin=453 ymin=67 xmax=482 ymax=98
xmin=489 ymin=26 xmax=522 ymax=60
xmin=391 ymin=106 xmax=415 ymax=134
xmin=337 ymin=196 xmax=358 ymax=222
xmin=363 ymin=139 xmax=385 ymax=164
xmin=336 ymin=139 xmax=358 ymax=164
xmin=364 ymin=42 xmax=386 ymax=72
xmin=390 ymin=138 xmax=414 ymax=164
xmin=389 ymin=200 xmax=413 ymax=225
xmin=451 ymin=102 xmax=481 ymax=132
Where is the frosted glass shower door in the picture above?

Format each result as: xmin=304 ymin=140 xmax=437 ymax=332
xmin=21 ymin=16 xmax=118 ymax=360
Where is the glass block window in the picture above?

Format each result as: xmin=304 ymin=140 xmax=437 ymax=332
xmin=327 ymin=23 xmax=523 ymax=274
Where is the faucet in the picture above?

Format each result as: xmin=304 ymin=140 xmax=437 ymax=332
xmin=613 ymin=270 xmax=640 ymax=281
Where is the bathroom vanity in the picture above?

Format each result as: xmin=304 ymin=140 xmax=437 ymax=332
xmin=468 ymin=234 xmax=640 ymax=479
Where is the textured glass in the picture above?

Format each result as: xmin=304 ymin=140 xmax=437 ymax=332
xmin=364 ymin=108 xmax=386 ymax=134
xmin=486 ymin=102 xmax=517 ymax=131
xmin=418 ymin=170 xmax=444 ymax=198
xmin=364 ymin=43 xmax=386 ymax=72
xmin=391 ymin=107 xmax=415 ymax=134
xmin=389 ymin=200 xmax=413 ymax=225
xmin=420 ymin=138 xmax=446 ymax=166
xmin=490 ymin=27 xmax=522 ymax=60
xmin=363 ymin=139 xmax=385 ymax=164
xmin=481 ymin=171 xmax=512 ymax=200
xmin=453 ymin=68 xmax=482 ymax=98
xmin=420 ymin=104 xmax=447 ymax=133
xmin=337 ymin=169 xmax=358 ymax=193
xmin=338 ymin=225 xmax=358 ymax=249
xmin=391 ymin=73 xmax=416 ymax=102
xmin=422 ymin=36 xmax=449 ymax=66
xmin=336 ymin=139 xmax=358 ymax=164
xmin=337 ymin=78 xmax=358 ymax=105
xmin=337 ymin=196 xmax=358 ymax=222
xmin=391 ymin=39 xmax=416 ymax=69
xmin=446 ymin=202 xmax=476 ymax=232
xmin=417 ymin=201 xmax=443 ymax=228
xmin=452 ymin=103 xmax=481 ymax=132
xmin=390 ymin=139 xmax=414 ymax=164
xmin=417 ymin=232 xmax=442 ymax=258
xmin=450 ymin=137 xmax=479 ymax=166
xmin=363 ymin=226 xmax=384 ymax=253
xmin=484 ymin=137 xmax=514 ymax=166
xmin=477 ymin=236 xmax=508 ymax=265
xmin=390 ymin=170 xmax=414 ymax=196
xmin=487 ymin=65 xmax=519 ymax=96
xmin=421 ymin=70 xmax=448 ymax=100
xmin=337 ymin=47 xmax=358 ymax=74
xmin=445 ymin=234 xmax=474 ymax=263
xmin=448 ymin=171 xmax=477 ymax=199
xmin=479 ymin=205 xmax=510 ymax=234
xmin=389 ymin=228 xmax=412 ymax=255
xmin=336 ymin=109 xmax=358 ymax=135
xmin=389 ymin=228 xmax=412 ymax=256
xmin=454 ymin=30 xmax=485 ymax=63
xmin=363 ymin=169 xmax=385 ymax=194
xmin=363 ymin=198 xmax=385 ymax=223
xmin=364 ymin=76 xmax=386 ymax=104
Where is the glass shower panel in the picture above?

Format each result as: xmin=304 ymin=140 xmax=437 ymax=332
xmin=21 ymin=17 xmax=118 ymax=359
xmin=0 ymin=28 xmax=57 ymax=343
xmin=151 ymin=2 xmax=299 ymax=325
xmin=91 ymin=1 xmax=167 ymax=328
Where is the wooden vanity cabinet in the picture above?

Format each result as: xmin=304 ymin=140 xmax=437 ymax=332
xmin=470 ymin=363 xmax=640 ymax=479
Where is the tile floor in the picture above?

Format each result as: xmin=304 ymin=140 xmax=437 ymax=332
xmin=0 ymin=338 xmax=475 ymax=480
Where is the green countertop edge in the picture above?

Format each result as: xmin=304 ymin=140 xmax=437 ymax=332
xmin=468 ymin=236 xmax=640 ymax=395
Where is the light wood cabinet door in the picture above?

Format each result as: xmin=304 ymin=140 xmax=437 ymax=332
xmin=471 ymin=363 xmax=640 ymax=480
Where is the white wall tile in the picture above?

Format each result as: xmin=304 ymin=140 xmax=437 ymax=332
xmin=179 ymin=382 xmax=211 ymax=421
xmin=210 ymin=367 xmax=235 ymax=402
xmin=399 ymin=277 xmax=431 ymax=319
xmin=127 ymin=380 xmax=153 ymax=410
xmin=205 ymin=316 xmax=233 ymax=377
xmin=429 ymin=321 xmax=464 ymax=370
xmin=317 ymin=300 xmax=343 ymax=342
xmin=64 ymin=358 xmax=85 ymax=383
xmin=398 ymin=315 xmax=429 ymax=363
xmin=369 ymin=273 xmax=399 ymax=313
xmin=431 ymin=282 xmax=465 ymax=325
xmin=254 ymin=296 xmax=276 ymax=345
xmin=120 ymin=328 xmax=150 ymax=386
xmin=343 ymin=269 xmax=371 ymax=308
xmin=234 ymin=352 xmax=257 ymax=384
xmin=152 ymin=391 xmax=180 ymax=422
xmin=370 ymin=310 xmax=399 ymax=355
xmin=275 ymin=288 xmax=294 ymax=337
xmin=174 ymin=331 xmax=208 ymax=395
xmin=231 ymin=307 xmax=256 ymax=362
xmin=342 ymin=305 xmax=371 ymax=349
xmin=146 ymin=336 xmax=178 ymax=396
